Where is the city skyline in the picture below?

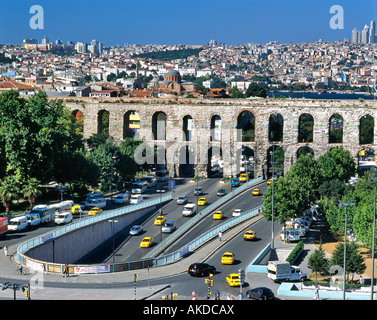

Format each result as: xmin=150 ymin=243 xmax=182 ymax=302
xmin=1 ymin=0 xmax=377 ymax=46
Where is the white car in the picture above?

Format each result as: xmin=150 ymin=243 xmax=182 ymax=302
xmin=232 ymin=209 xmax=242 ymax=217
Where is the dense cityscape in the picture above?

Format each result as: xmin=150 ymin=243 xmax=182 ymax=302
xmin=2 ymin=2 xmax=377 ymax=311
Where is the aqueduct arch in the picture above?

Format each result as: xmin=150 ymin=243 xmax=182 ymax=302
xmin=67 ymin=98 xmax=377 ymax=178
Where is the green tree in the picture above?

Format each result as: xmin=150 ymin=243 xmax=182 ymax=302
xmin=0 ymin=175 xmax=20 ymax=216
xmin=245 ymin=83 xmax=267 ymax=98
xmin=21 ymin=178 xmax=42 ymax=210
xmin=329 ymin=242 xmax=366 ymax=282
xmin=307 ymin=244 xmax=328 ymax=281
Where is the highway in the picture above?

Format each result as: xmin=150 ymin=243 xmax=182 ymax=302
xmin=94 ymin=176 xmax=266 ymax=263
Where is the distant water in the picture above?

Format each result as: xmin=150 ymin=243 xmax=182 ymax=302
xmin=268 ymin=91 xmax=377 ymax=100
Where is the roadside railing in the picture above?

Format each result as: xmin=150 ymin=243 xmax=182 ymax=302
xmin=153 ymin=205 xmax=262 ymax=266
xmin=17 ymin=194 xmax=173 ymax=258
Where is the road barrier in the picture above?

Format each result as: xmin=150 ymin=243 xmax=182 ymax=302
xmin=16 ymin=194 xmax=173 ymax=271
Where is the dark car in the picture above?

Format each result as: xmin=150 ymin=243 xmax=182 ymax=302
xmin=194 ymin=187 xmax=203 ymax=196
xmin=188 ymin=263 xmax=216 ymax=277
xmin=246 ymin=287 xmax=275 ymax=300
xmin=217 ymin=189 xmax=227 ymax=196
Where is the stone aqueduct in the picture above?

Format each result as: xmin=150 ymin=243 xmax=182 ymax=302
xmin=63 ymin=98 xmax=377 ymax=179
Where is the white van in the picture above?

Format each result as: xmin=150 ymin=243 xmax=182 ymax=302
xmin=281 ymin=228 xmax=301 ymax=242
xmin=25 ymin=213 xmax=41 ymax=227
xmin=55 ymin=212 xmax=73 ymax=225
xmin=182 ymin=203 xmax=197 ymax=217
xmin=8 ymin=216 xmax=28 ymax=232
xmin=130 ymin=195 xmax=143 ymax=204
xmin=86 ymin=198 xmax=106 ymax=209
xmin=114 ymin=193 xmax=129 ymax=204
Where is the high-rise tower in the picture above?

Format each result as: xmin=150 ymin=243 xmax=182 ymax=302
xmin=370 ymin=20 xmax=376 ymax=44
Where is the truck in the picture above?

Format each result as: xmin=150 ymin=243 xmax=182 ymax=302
xmin=182 ymin=203 xmax=197 ymax=217
xmin=267 ymin=261 xmax=307 ymax=283
xmin=281 ymin=228 xmax=302 ymax=242
xmin=0 ymin=217 xmax=8 ymax=238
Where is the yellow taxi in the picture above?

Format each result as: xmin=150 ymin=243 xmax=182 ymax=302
xmin=88 ymin=207 xmax=102 ymax=216
xmin=71 ymin=205 xmax=82 ymax=214
xmin=267 ymin=179 xmax=273 ymax=185
xmin=140 ymin=237 xmax=154 ymax=248
xmin=226 ymin=273 xmax=241 ymax=287
xmin=197 ymin=197 xmax=207 ymax=206
xmin=154 ymin=215 xmax=166 ymax=226
xmin=213 ymin=210 xmax=224 ymax=220
xmin=252 ymin=188 xmax=260 ymax=196
xmin=239 ymin=173 xmax=248 ymax=182
xmin=221 ymin=252 xmax=235 ymax=265
xmin=243 ymin=230 xmax=256 ymax=240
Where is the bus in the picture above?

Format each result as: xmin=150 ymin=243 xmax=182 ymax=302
xmin=85 ymin=192 xmax=104 ymax=202
xmin=156 ymin=169 xmax=169 ymax=182
xmin=31 ymin=205 xmax=55 ymax=224
xmin=131 ymin=181 xmax=148 ymax=194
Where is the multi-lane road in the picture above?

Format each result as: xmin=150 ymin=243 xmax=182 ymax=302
xmin=0 ymin=175 xmax=284 ymax=300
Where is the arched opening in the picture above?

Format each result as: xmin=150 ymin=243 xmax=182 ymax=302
xmin=297 ymin=146 xmax=314 ymax=159
xmin=236 ymin=111 xmax=255 ymax=142
xmin=236 ymin=146 xmax=255 ymax=178
xmin=152 ymin=112 xmax=167 ymax=140
xmin=123 ymin=110 xmax=140 ymax=139
xmin=183 ymin=115 xmax=193 ymax=141
xmin=154 ymin=144 xmax=167 ymax=171
xmin=269 ymin=113 xmax=284 ymax=142
xmin=359 ymin=114 xmax=374 ymax=145
xmin=72 ymin=110 xmax=84 ymax=134
xmin=329 ymin=114 xmax=343 ymax=143
xmin=298 ymin=113 xmax=314 ymax=143
xmin=210 ymin=115 xmax=221 ymax=141
xmin=98 ymin=110 xmax=109 ymax=136
xmin=267 ymin=145 xmax=284 ymax=178
xmin=208 ymin=146 xmax=223 ymax=177
xmin=178 ymin=145 xmax=195 ymax=177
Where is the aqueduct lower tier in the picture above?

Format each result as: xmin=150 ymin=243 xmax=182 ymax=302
xmin=64 ymin=97 xmax=377 ymax=178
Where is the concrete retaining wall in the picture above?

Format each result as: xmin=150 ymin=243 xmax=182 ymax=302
xmin=25 ymin=205 xmax=157 ymax=264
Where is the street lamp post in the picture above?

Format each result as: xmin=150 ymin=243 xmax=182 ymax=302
xmin=108 ymin=219 xmax=118 ymax=265
xmin=270 ymin=143 xmax=277 ymax=249
xmin=339 ymin=202 xmax=355 ymax=300
xmin=368 ymin=167 xmax=377 ymax=300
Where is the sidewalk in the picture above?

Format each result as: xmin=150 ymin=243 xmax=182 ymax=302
xmin=0 ymin=215 xmax=263 ymax=300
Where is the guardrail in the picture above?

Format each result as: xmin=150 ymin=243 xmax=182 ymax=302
xmin=153 ymin=205 xmax=262 ymax=266
xmin=144 ymin=176 xmax=263 ymax=259
xmin=17 ymin=194 xmax=173 ymax=260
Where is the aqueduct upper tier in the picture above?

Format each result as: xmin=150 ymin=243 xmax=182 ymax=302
xmin=62 ymin=97 xmax=377 ymax=178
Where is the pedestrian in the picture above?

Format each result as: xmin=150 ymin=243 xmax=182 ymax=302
xmin=226 ymin=294 xmax=231 ymax=300
xmin=63 ymin=263 xmax=69 ymax=278
xmin=359 ymin=275 xmax=365 ymax=285
xmin=237 ymin=293 xmax=244 ymax=300
xmin=204 ymin=294 xmax=209 ymax=300
xmin=3 ymin=245 xmax=8 ymax=256
xmin=215 ymin=290 xmax=221 ymax=300
xmin=191 ymin=290 xmax=198 ymax=300
xmin=313 ymin=284 xmax=320 ymax=300
xmin=218 ymin=231 xmax=223 ymax=241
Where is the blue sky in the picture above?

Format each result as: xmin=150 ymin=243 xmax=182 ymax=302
xmin=1 ymin=0 xmax=377 ymax=45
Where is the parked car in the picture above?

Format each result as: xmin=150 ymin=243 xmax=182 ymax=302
xmin=177 ymin=195 xmax=188 ymax=205
xmin=129 ymin=225 xmax=143 ymax=236
xmin=246 ymin=287 xmax=275 ymax=300
xmin=217 ymin=189 xmax=227 ymax=196
xmin=188 ymin=263 xmax=216 ymax=277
